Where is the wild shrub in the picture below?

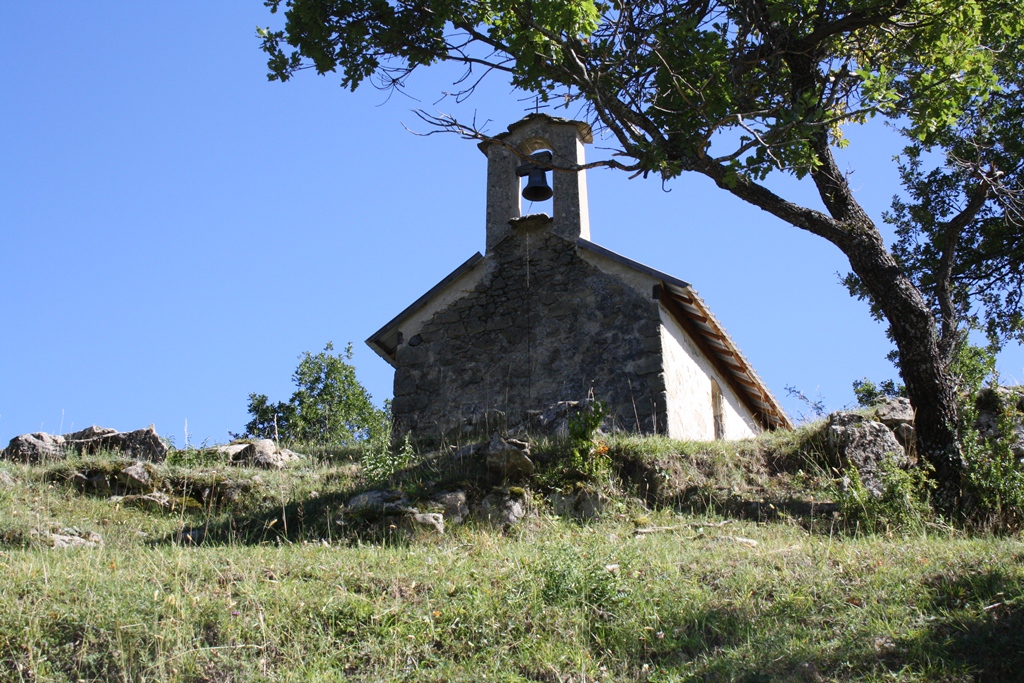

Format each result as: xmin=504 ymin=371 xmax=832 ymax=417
xmin=835 ymin=459 xmax=932 ymax=534
xmin=541 ymin=400 xmax=610 ymax=486
xmin=361 ymin=432 xmax=415 ymax=485
xmin=963 ymin=397 xmax=1024 ymax=531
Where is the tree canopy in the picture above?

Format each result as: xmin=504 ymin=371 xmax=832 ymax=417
xmin=259 ymin=0 xmax=1024 ymax=513
xmin=243 ymin=342 xmax=387 ymax=446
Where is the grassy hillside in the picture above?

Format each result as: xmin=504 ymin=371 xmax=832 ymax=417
xmin=2 ymin=427 xmax=1023 ymax=682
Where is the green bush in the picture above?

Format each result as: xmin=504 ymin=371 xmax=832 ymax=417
xmin=541 ymin=400 xmax=611 ymax=486
xmin=361 ymin=432 xmax=416 ymax=484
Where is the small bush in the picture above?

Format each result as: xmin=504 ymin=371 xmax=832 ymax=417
xmin=361 ymin=432 xmax=415 ymax=484
xmin=539 ymin=400 xmax=611 ymax=486
xmin=835 ymin=460 xmax=932 ymax=534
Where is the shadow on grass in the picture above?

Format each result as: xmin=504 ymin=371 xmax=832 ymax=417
xmin=902 ymin=568 xmax=1024 ymax=680
xmin=157 ymin=447 xmax=495 ymax=547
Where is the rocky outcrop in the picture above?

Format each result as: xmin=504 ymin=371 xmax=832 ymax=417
xmin=974 ymin=387 xmax=1024 ymax=458
xmin=2 ymin=425 xmax=167 ymax=463
xmin=220 ymin=439 xmax=300 ymax=470
xmin=473 ymin=489 xmax=528 ymax=526
xmin=827 ymin=412 xmax=907 ymax=497
xmin=4 ymin=432 xmax=66 ymax=463
xmin=486 ymin=434 xmax=535 ymax=480
xmin=68 ymin=425 xmax=167 ymax=462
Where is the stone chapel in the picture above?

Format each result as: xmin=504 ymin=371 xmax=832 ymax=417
xmin=367 ymin=114 xmax=791 ymax=443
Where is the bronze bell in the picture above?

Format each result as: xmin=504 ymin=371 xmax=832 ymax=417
xmin=516 ymin=151 xmax=554 ymax=202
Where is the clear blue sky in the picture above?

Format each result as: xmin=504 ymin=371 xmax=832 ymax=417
xmin=3 ymin=3 xmax=1021 ymax=446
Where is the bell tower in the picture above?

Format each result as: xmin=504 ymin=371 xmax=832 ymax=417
xmin=478 ymin=114 xmax=593 ymax=253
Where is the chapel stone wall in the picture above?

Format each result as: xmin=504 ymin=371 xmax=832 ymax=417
xmin=391 ymin=217 xmax=668 ymax=444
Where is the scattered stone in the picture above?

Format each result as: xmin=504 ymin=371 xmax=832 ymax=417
xmin=0 ymin=471 xmax=16 ymax=487
xmin=410 ymin=512 xmax=445 ymax=534
xmin=874 ymin=397 xmax=914 ymax=429
xmin=228 ymin=439 xmax=301 ymax=469
xmin=347 ymin=490 xmax=409 ymax=518
xmin=486 ymin=434 xmax=535 ymax=480
xmin=474 ymin=489 xmax=527 ymax=526
xmin=432 ymin=490 xmax=469 ymax=524
xmin=45 ymin=527 xmax=103 ymax=549
xmin=3 ymin=432 xmax=66 ymax=463
xmin=827 ymin=412 xmax=907 ymax=497
xmin=549 ymin=487 xmax=608 ymax=520
xmin=116 ymin=462 xmax=154 ymax=492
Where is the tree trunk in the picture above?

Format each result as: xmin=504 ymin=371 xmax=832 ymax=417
xmin=700 ymin=158 xmax=966 ymax=516
xmin=841 ymin=229 xmax=966 ymax=515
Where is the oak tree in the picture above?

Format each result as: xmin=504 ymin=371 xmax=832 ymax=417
xmin=259 ymin=0 xmax=1024 ymax=513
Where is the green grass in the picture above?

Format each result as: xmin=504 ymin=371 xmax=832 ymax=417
xmin=1 ymin=430 xmax=1022 ymax=682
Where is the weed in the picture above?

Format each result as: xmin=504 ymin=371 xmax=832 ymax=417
xmin=362 ymin=432 xmax=416 ymax=484
xmin=834 ymin=459 xmax=932 ymax=534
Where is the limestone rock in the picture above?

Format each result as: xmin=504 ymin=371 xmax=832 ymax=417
xmin=432 ymin=490 xmax=469 ymax=524
xmin=3 ymin=432 xmax=66 ymax=463
xmin=63 ymin=426 xmax=118 ymax=441
xmin=70 ymin=424 xmax=168 ymax=462
xmin=874 ymin=398 xmax=914 ymax=429
xmin=474 ymin=489 xmax=527 ymax=526
xmin=974 ymin=387 xmax=1024 ymax=457
xmin=347 ymin=490 xmax=408 ymax=518
xmin=410 ymin=512 xmax=445 ymax=534
xmin=486 ymin=434 xmax=535 ymax=479
xmin=116 ymin=462 xmax=154 ymax=492
xmin=46 ymin=527 xmax=102 ymax=549
xmin=215 ymin=443 xmax=249 ymax=460
xmin=549 ymin=488 xmax=608 ymax=520
xmin=893 ymin=423 xmax=917 ymax=454
xmin=0 ymin=471 xmax=17 ymax=488
xmin=229 ymin=439 xmax=300 ymax=469
xmin=827 ymin=412 xmax=907 ymax=496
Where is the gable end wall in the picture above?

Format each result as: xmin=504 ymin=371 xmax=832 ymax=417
xmin=390 ymin=224 xmax=669 ymax=442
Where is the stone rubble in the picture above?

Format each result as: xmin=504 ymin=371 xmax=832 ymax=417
xmin=486 ymin=433 xmax=535 ymax=480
